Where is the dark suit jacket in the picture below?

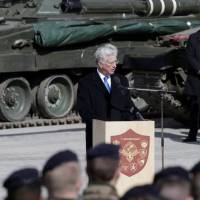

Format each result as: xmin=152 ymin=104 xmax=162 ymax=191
xmin=77 ymin=72 xmax=138 ymax=148
xmin=185 ymin=31 xmax=200 ymax=97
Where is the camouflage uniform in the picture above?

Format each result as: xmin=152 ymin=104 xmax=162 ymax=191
xmin=83 ymin=182 xmax=119 ymax=200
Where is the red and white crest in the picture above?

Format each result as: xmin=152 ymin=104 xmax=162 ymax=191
xmin=111 ymin=129 xmax=150 ymax=177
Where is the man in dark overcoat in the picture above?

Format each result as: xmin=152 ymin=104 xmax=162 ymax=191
xmin=77 ymin=44 xmax=140 ymax=149
xmin=183 ymin=30 xmax=200 ymax=142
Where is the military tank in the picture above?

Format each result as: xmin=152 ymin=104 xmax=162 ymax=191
xmin=0 ymin=0 xmax=200 ymax=127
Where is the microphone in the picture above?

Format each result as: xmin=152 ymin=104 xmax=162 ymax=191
xmin=113 ymin=76 xmax=125 ymax=89
xmin=113 ymin=76 xmax=128 ymax=96
xmin=130 ymin=105 xmax=145 ymax=120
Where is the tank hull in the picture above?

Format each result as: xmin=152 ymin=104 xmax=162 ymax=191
xmin=0 ymin=0 xmax=199 ymax=124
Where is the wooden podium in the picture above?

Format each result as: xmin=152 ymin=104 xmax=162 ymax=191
xmin=93 ymin=120 xmax=155 ymax=196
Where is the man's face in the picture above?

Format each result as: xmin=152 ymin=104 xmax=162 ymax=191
xmin=98 ymin=55 xmax=118 ymax=76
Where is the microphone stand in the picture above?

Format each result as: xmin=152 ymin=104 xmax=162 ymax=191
xmin=127 ymin=86 xmax=176 ymax=170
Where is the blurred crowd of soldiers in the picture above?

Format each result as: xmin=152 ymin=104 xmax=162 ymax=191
xmin=2 ymin=143 xmax=200 ymax=200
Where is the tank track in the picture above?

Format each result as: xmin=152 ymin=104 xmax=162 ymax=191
xmin=0 ymin=113 xmax=82 ymax=129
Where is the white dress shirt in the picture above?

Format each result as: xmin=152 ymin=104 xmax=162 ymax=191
xmin=97 ymin=69 xmax=111 ymax=88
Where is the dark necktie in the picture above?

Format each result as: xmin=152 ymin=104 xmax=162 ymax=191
xmin=103 ymin=76 xmax=111 ymax=93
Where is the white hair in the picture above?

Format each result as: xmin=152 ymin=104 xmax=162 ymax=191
xmin=95 ymin=43 xmax=118 ymax=64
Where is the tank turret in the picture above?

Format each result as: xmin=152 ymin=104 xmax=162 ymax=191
xmin=0 ymin=0 xmax=199 ymax=126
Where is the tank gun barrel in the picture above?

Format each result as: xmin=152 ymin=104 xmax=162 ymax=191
xmin=2 ymin=0 xmax=200 ymax=18
xmin=60 ymin=0 xmax=200 ymax=17
xmin=61 ymin=0 xmax=135 ymax=13
xmin=135 ymin=0 xmax=200 ymax=16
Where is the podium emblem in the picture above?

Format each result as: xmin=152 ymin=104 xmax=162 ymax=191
xmin=111 ymin=129 xmax=150 ymax=177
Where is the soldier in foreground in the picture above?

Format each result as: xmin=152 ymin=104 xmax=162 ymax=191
xmin=153 ymin=166 xmax=193 ymax=200
xmin=83 ymin=143 xmax=120 ymax=200
xmin=120 ymin=184 xmax=160 ymax=200
xmin=190 ymin=161 xmax=200 ymax=200
xmin=42 ymin=150 xmax=82 ymax=200
xmin=3 ymin=168 xmax=42 ymax=200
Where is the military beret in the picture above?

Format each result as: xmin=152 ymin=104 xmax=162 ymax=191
xmin=121 ymin=184 xmax=159 ymax=200
xmin=42 ymin=150 xmax=78 ymax=175
xmin=154 ymin=166 xmax=190 ymax=184
xmin=87 ymin=143 xmax=120 ymax=160
xmin=3 ymin=168 xmax=40 ymax=190
xmin=190 ymin=161 xmax=200 ymax=174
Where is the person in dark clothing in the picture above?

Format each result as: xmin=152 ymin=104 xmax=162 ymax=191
xmin=77 ymin=43 xmax=141 ymax=149
xmin=183 ymin=30 xmax=200 ymax=142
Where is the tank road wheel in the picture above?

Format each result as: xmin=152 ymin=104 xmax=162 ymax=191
xmin=37 ymin=75 xmax=74 ymax=118
xmin=0 ymin=78 xmax=32 ymax=121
